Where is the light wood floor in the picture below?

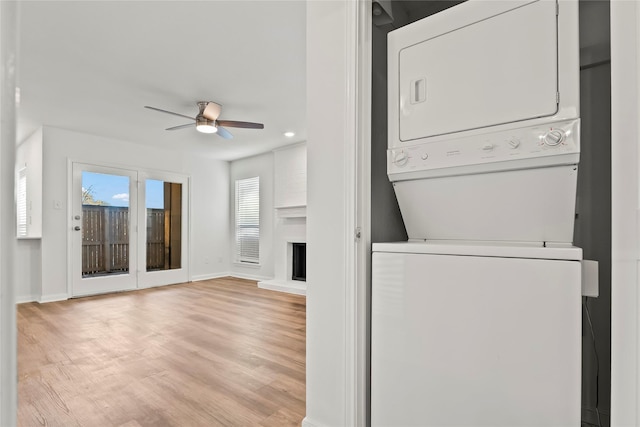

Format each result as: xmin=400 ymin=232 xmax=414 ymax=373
xmin=18 ymin=277 xmax=306 ymax=427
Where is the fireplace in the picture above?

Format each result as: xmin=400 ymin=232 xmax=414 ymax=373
xmin=292 ymin=243 xmax=306 ymax=282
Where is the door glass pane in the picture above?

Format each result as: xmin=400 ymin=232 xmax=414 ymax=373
xmin=81 ymin=171 xmax=130 ymax=278
xmin=146 ymin=179 xmax=182 ymax=271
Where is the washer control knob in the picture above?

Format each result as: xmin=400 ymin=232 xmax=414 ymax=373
xmin=421 ymin=153 xmax=428 ymax=160
xmin=543 ymin=130 xmax=564 ymax=146
xmin=393 ymin=150 xmax=409 ymax=166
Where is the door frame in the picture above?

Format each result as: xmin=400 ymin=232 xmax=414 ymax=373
xmin=66 ymin=159 xmax=191 ymax=298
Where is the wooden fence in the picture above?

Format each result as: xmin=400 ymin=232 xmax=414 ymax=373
xmin=82 ymin=206 xmax=165 ymax=276
xmin=146 ymin=209 xmax=166 ymax=271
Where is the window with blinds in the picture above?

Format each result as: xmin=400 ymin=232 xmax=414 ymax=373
xmin=16 ymin=167 xmax=27 ymax=237
xmin=235 ymin=176 xmax=260 ymax=264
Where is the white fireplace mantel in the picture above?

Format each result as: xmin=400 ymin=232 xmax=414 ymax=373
xmin=275 ymin=205 xmax=307 ymax=218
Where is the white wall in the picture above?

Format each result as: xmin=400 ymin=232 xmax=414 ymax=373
xmin=610 ymin=0 xmax=640 ymax=424
xmin=274 ymin=142 xmax=306 ymax=208
xmin=0 ymin=1 xmax=18 ymax=424
xmin=229 ymin=151 xmax=275 ymax=281
xmin=15 ymin=239 xmax=41 ymax=303
xmin=183 ymin=153 xmax=231 ymax=282
xmin=305 ymin=1 xmax=352 ymax=425
xmin=15 ymin=126 xmax=230 ymax=302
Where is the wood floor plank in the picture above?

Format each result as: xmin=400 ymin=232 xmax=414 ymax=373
xmin=18 ymin=277 xmax=306 ymax=427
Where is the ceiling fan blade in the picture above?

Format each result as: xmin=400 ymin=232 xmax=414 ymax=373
xmin=144 ymin=106 xmax=195 ymax=121
xmin=216 ymin=120 xmax=264 ymax=129
xmin=203 ymin=102 xmax=222 ymax=120
xmin=166 ymin=123 xmax=194 ymax=131
xmin=216 ymin=126 xmax=233 ymax=139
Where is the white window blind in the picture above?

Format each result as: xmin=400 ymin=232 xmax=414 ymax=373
xmin=17 ymin=167 xmax=27 ymax=237
xmin=235 ymin=176 xmax=260 ymax=264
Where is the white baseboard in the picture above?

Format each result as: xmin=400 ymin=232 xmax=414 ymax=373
xmin=191 ymin=272 xmax=232 ymax=282
xmin=229 ymin=272 xmax=272 ymax=282
xmin=301 ymin=417 xmax=324 ymax=427
xmin=192 ymin=272 xmax=274 ymax=283
xmin=258 ymin=279 xmax=306 ymax=296
xmin=38 ymin=293 xmax=69 ymax=303
xmin=15 ymin=295 xmax=37 ymax=304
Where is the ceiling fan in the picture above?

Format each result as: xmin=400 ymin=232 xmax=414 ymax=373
xmin=144 ymin=101 xmax=264 ymax=139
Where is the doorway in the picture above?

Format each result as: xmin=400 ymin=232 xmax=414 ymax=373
xmin=71 ymin=163 xmax=189 ymax=297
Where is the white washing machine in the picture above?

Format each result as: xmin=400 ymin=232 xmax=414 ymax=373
xmin=372 ymin=0 xmax=584 ymax=425
xmin=371 ymin=242 xmax=582 ymax=426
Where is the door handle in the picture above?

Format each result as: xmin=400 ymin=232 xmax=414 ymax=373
xmin=74 ymin=226 xmax=81 ymax=231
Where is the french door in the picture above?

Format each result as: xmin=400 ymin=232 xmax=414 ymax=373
xmin=137 ymin=170 xmax=189 ymax=289
xmin=71 ymin=163 xmax=189 ymax=297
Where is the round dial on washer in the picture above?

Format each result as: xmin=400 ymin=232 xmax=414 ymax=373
xmin=393 ymin=150 xmax=409 ymax=166
xmin=543 ymin=130 xmax=564 ymax=146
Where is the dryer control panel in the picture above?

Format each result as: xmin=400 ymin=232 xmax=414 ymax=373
xmin=388 ymin=119 xmax=580 ymax=177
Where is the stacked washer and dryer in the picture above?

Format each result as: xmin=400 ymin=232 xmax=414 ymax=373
xmin=371 ymin=1 xmax=589 ymax=425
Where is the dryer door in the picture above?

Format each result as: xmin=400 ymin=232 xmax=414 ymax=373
xmin=394 ymin=0 xmax=559 ymax=142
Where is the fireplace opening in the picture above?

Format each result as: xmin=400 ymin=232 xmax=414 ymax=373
xmin=292 ymin=243 xmax=306 ymax=282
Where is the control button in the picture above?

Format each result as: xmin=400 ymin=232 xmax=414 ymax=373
xmin=421 ymin=153 xmax=428 ymax=160
xmin=508 ymin=138 xmax=521 ymax=149
xmin=482 ymin=143 xmax=494 ymax=151
xmin=543 ymin=130 xmax=564 ymax=146
xmin=393 ymin=150 xmax=409 ymax=167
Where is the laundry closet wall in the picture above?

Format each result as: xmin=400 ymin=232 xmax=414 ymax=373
xmin=575 ymin=1 xmax=612 ymax=425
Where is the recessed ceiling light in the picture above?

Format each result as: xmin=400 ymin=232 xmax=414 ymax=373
xmin=284 ymin=131 xmax=295 ymax=138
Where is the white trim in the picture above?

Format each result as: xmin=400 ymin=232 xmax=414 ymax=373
xmin=232 ymin=261 xmax=262 ymax=269
xmin=343 ymin=0 xmax=358 ymax=420
xmin=354 ymin=1 xmax=372 ymax=425
xmin=66 ymin=157 xmax=73 ymax=297
xmin=343 ymin=1 xmax=371 ymax=425
xmin=0 ymin=2 xmax=18 ymax=424
xmin=190 ymin=272 xmax=231 ymax=282
xmin=229 ymin=272 xmax=273 ymax=282
xmin=301 ymin=417 xmax=325 ymax=427
xmin=611 ymin=0 xmax=640 ymax=425
xmin=15 ymin=295 xmax=38 ymax=304
xmin=258 ymin=279 xmax=306 ymax=296
xmin=275 ymin=205 xmax=306 ymax=218
xmin=38 ymin=293 xmax=69 ymax=304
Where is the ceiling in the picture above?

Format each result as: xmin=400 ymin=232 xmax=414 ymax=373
xmin=16 ymin=1 xmax=306 ymax=161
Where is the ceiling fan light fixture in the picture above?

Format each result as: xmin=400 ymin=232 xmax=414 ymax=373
xmin=196 ymin=118 xmax=218 ymax=134
xmin=146 ymin=102 xmax=263 ymax=141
